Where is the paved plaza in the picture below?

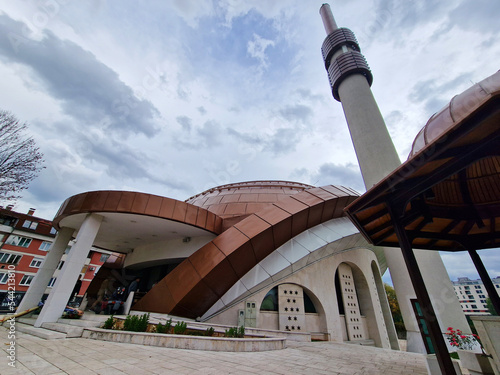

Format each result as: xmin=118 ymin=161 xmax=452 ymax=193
xmin=0 ymin=326 xmax=429 ymax=375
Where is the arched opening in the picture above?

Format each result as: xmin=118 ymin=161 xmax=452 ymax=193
xmin=334 ymin=268 xmax=345 ymax=315
xmin=371 ymin=260 xmax=399 ymax=349
xmin=349 ymin=261 xmax=383 ymax=347
xmin=260 ymin=286 xmax=278 ymax=311
xmin=304 ymin=290 xmax=317 ymax=313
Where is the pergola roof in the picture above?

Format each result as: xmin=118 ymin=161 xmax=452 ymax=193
xmin=345 ymin=70 xmax=500 ymax=252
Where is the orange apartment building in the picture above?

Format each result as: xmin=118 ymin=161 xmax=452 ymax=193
xmin=0 ymin=205 xmax=111 ymax=313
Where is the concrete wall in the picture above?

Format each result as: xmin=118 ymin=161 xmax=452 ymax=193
xmin=124 ymin=235 xmax=215 ymax=268
xmin=206 ymin=246 xmax=392 ymax=348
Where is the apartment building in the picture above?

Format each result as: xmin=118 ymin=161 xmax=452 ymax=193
xmin=0 ymin=206 xmax=111 ymax=312
xmin=452 ymin=276 xmax=500 ymax=315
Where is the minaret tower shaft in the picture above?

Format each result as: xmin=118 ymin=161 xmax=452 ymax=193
xmin=319 ymin=2 xmax=470 ymax=357
xmin=320 ymin=3 xmax=400 ymax=189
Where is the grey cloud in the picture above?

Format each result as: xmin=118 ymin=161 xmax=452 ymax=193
xmin=312 ymin=163 xmax=364 ymax=193
xmin=174 ymin=120 xmax=223 ymax=150
xmin=408 ymin=73 xmax=473 ymax=113
xmin=296 ymin=89 xmax=324 ymax=102
xmin=176 ymin=116 xmax=192 ymax=132
xmin=0 ymin=14 xmax=159 ymax=138
xmin=78 ymin=133 xmax=190 ymax=191
xmin=279 ymin=104 xmax=313 ymax=123
xmin=263 ymin=127 xmax=300 ymax=155
xmin=227 ymin=128 xmax=263 ymax=146
xmin=196 ymin=120 xmax=222 ymax=148
xmin=197 ymin=106 xmax=207 ymax=115
xmin=374 ymin=0 xmax=450 ymax=32
xmin=227 ymin=125 xmax=303 ymax=156
xmin=448 ymin=0 xmax=500 ymax=34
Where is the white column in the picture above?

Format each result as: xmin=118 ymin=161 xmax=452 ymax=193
xmin=17 ymin=227 xmax=74 ymax=312
xmin=35 ymin=214 xmax=103 ymax=327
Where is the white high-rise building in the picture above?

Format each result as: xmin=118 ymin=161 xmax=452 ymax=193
xmin=452 ymin=277 xmax=500 ymax=315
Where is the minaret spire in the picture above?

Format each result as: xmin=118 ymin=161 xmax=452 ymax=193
xmin=319 ymin=4 xmax=338 ymax=34
xmin=320 ymin=3 xmax=399 ymax=189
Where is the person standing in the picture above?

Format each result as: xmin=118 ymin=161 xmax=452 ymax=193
xmin=127 ymin=277 xmax=140 ymax=298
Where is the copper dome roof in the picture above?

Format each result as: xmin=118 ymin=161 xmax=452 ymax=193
xmin=186 ymin=181 xmax=314 ymax=229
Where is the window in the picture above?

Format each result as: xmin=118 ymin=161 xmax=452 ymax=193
xmin=464 ymin=286 xmax=470 ymax=290
xmin=39 ymin=241 xmax=52 ymax=251
xmin=479 ymin=295 xmax=486 ymax=298
xmin=50 ymin=227 xmax=57 ymax=235
xmin=5 ymin=235 xmax=32 ymax=248
xmin=465 ymin=291 xmax=471 ymax=295
xmin=471 ymin=305 xmax=477 ymax=309
xmin=100 ymin=254 xmax=110 ymax=262
xmin=480 ymin=300 xmax=486 ymax=303
xmin=48 ymin=277 xmax=56 ymax=287
xmin=20 ymin=275 xmax=34 ymax=286
xmin=0 ymin=272 xmax=9 ymax=284
xmin=475 ymin=286 xmax=480 ymax=289
xmin=260 ymin=286 xmax=278 ymax=311
xmin=64 ymin=246 xmax=71 ymax=254
xmin=29 ymin=258 xmax=43 ymax=268
xmin=22 ymin=220 xmax=38 ymax=230
xmin=57 ymin=261 xmax=65 ymax=270
xmin=0 ymin=252 xmax=22 ymax=265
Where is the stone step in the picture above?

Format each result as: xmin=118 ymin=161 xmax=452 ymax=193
xmin=56 ymin=318 xmax=103 ymax=328
xmin=344 ymin=339 xmax=375 ymax=346
xmin=18 ymin=317 xmax=37 ymax=326
xmin=41 ymin=322 xmax=84 ymax=338
xmin=16 ymin=322 xmax=67 ymax=340
xmin=79 ymin=311 xmax=112 ymax=322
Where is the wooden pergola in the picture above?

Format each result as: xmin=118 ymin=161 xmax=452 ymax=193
xmin=345 ymin=71 xmax=500 ymax=374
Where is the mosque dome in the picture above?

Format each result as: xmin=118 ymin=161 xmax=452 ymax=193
xmin=185 ymin=181 xmax=313 ymax=225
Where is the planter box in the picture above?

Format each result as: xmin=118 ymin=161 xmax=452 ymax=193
xmin=425 ymin=354 xmax=462 ymax=375
xmin=458 ymin=350 xmax=495 ymax=375
xmin=82 ymin=327 xmax=286 ymax=352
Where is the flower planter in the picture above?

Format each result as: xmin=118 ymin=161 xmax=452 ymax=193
xmin=458 ymin=350 xmax=495 ymax=375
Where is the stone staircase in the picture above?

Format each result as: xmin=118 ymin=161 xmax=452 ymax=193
xmin=16 ymin=312 xmax=108 ymax=340
xmin=344 ymin=339 xmax=376 ymax=346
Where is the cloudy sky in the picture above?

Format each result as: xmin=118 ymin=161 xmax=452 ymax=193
xmin=0 ymin=0 xmax=498 ymax=283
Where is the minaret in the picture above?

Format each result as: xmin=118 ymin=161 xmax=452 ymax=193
xmin=319 ymin=3 xmax=400 ymax=188
xmin=319 ymin=3 xmax=470 ymax=354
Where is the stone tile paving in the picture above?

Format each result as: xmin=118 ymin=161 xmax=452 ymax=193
xmin=0 ymin=326 xmax=429 ymax=374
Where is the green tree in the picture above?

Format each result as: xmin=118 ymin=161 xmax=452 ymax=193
xmin=0 ymin=110 xmax=44 ymax=201
xmin=385 ymin=283 xmax=406 ymax=338
xmin=486 ymin=298 xmax=498 ymax=316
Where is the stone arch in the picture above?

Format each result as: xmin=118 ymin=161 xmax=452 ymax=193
xmin=258 ymin=282 xmax=328 ymax=338
xmin=260 ymin=286 xmax=278 ymax=312
xmin=301 ymin=285 xmax=328 ymax=340
xmin=347 ymin=261 xmax=383 ymax=346
xmin=371 ymin=260 xmax=399 ymax=349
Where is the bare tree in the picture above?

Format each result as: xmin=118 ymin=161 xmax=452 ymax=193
xmin=0 ymin=110 xmax=44 ymax=201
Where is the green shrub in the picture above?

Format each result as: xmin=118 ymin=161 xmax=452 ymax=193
xmin=173 ymin=321 xmax=187 ymax=335
xmin=103 ymin=315 xmax=115 ymax=329
xmin=205 ymin=327 xmax=215 ymax=336
xmin=224 ymin=326 xmax=245 ymax=338
xmin=157 ymin=318 xmax=172 ymax=334
xmin=123 ymin=313 xmax=150 ymax=332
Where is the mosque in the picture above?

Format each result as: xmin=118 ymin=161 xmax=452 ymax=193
xmin=20 ymin=4 xmax=496 ymax=362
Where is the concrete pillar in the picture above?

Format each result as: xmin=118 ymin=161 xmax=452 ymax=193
xmin=16 ymin=227 xmax=74 ymax=312
xmin=35 ymin=214 xmax=103 ymax=327
xmin=337 ymin=74 xmax=401 ymax=188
